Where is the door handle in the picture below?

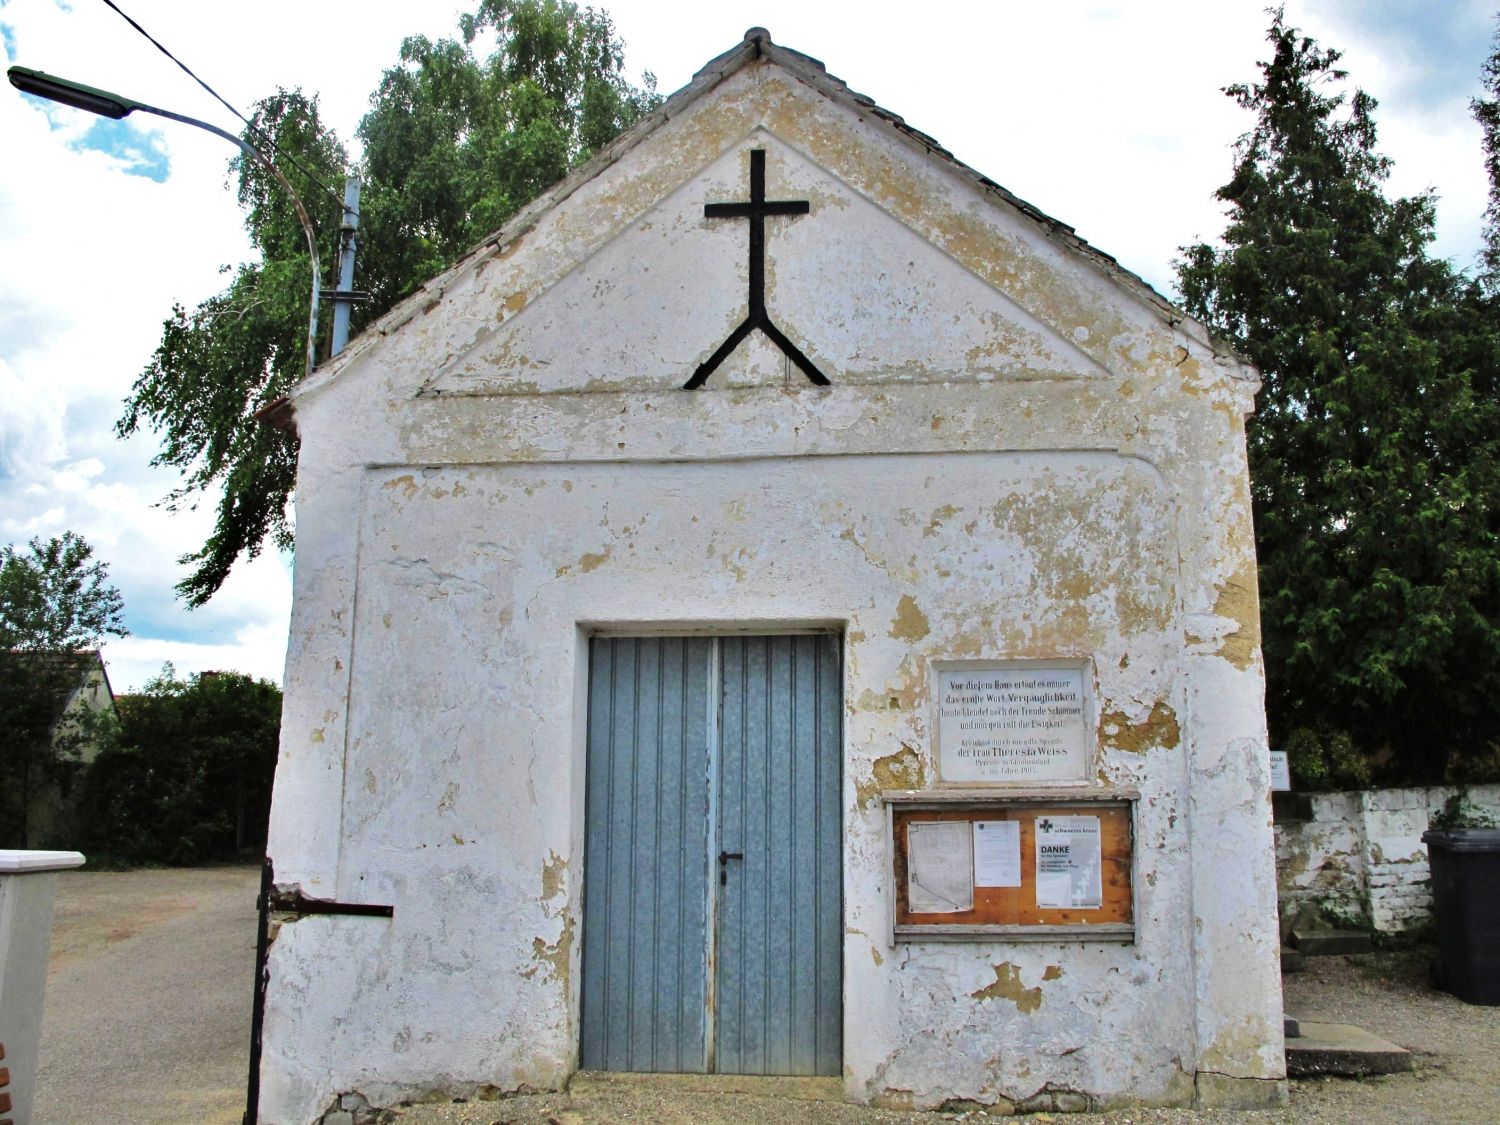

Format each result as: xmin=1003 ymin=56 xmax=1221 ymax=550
xmin=718 ymin=850 xmax=744 ymax=885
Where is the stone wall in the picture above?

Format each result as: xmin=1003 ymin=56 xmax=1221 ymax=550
xmin=1275 ymin=784 xmax=1500 ymax=934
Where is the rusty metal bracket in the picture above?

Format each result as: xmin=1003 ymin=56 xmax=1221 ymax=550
xmin=267 ymin=885 xmax=394 ymax=918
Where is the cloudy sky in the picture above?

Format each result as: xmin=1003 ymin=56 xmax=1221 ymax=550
xmin=1 ymin=0 xmax=1495 ymax=692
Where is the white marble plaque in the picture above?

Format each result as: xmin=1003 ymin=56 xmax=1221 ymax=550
xmin=935 ymin=664 xmax=1090 ymax=784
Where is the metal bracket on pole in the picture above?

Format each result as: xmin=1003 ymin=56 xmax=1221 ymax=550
xmin=330 ymin=176 xmax=362 ymax=356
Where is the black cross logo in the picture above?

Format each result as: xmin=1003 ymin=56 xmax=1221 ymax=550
xmin=1039 ymin=819 xmax=1054 ymax=832
xmin=683 ymin=149 xmax=831 ymax=389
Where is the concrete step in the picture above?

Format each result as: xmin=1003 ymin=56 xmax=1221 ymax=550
xmin=1288 ymin=927 xmax=1373 ymax=956
xmin=1281 ymin=945 xmax=1305 ymax=973
xmin=1284 ymin=1020 xmax=1413 ymax=1077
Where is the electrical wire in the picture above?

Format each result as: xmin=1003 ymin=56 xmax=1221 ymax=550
xmin=98 ymin=0 xmax=356 ymax=218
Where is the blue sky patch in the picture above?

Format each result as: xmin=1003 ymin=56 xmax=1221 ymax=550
xmin=68 ymin=117 xmax=171 ymax=182
xmin=1320 ymin=0 xmax=1495 ymax=108
xmin=1 ymin=20 xmax=18 ymax=62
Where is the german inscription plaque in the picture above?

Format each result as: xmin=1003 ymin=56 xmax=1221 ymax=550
xmin=935 ymin=663 xmax=1091 ymax=784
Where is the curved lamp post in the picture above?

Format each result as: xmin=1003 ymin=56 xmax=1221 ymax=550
xmin=7 ymin=65 xmax=321 ymax=379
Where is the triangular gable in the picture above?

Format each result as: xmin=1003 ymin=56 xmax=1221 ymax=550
xmin=279 ymin=29 xmax=1239 ymax=421
xmin=425 ymin=132 xmax=1111 ymax=395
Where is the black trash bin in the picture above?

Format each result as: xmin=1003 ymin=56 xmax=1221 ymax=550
xmin=1422 ymin=827 xmax=1500 ymax=1005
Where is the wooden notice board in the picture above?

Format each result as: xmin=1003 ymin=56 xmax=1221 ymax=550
xmin=887 ymin=796 xmax=1135 ymax=942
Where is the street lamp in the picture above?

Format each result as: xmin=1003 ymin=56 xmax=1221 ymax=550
xmin=7 ymin=65 xmax=322 ymax=379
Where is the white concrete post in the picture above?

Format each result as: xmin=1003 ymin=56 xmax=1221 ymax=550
xmin=0 ymin=850 xmax=84 ymax=1125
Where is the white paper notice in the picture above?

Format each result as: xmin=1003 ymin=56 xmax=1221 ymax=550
xmin=1034 ymin=815 xmax=1102 ymax=909
xmin=972 ymin=821 xmax=1021 ymax=887
xmin=907 ymin=820 xmax=974 ymax=913
xmin=1269 ymin=750 xmax=1292 ymax=792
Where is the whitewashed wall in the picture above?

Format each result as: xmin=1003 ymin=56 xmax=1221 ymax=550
xmin=1275 ymin=784 xmax=1500 ymax=933
xmin=260 ymin=43 xmax=1284 ymax=1123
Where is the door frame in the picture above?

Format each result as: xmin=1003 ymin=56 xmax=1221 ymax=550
xmin=572 ymin=622 xmax=846 ymax=1075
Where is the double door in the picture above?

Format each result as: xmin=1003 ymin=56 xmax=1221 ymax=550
xmin=580 ymin=634 xmax=842 ymax=1075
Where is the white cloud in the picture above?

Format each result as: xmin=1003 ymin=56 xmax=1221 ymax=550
xmin=1 ymin=505 xmax=65 ymax=538
xmin=102 ymin=617 xmax=289 ymax=694
xmin=0 ymin=355 xmax=67 ymax=473
xmin=48 ymin=458 xmax=106 ymax=493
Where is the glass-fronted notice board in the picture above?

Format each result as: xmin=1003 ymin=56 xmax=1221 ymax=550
xmin=885 ymin=792 xmax=1136 ymax=942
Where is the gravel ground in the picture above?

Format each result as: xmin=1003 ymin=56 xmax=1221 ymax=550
xmin=1277 ymin=947 xmax=1500 ymax=1123
xmin=34 ymin=865 xmax=260 ymax=1125
xmin=388 ymin=951 xmax=1500 ymax=1125
xmin=27 ymin=867 xmax=1500 ymax=1124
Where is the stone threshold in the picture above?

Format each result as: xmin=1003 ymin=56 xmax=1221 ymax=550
xmin=568 ymin=1070 xmax=843 ymax=1102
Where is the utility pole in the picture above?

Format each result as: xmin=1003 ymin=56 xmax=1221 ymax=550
xmin=328 ymin=176 xmax=362 ymax=356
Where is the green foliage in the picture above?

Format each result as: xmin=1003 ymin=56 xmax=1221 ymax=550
xmin=0 ymin=532 xmax=127 ymax=650
xmin=120 ymin=1 xmax=659 ymax=605
xmin=1317 ymin=898 xmax=1370 ymax=933
xmin=1284 ymin=725 xmax=1371 ymax=791
xmin=80 ymin=665 xmax=283 ymax=865
xmin=118 ymin=91 xmax=346 ymax=608
xmin=1429 ymin=790 xmax=1499 ymax=831
xmin=0 ymin=532 xmax=127 ymax=847
xmin=1176 ymin=12 xmax=1500 ymax=786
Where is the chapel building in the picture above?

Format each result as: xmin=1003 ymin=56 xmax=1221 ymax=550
xmin=259 ymin=29 xmax=1286 ymax=1123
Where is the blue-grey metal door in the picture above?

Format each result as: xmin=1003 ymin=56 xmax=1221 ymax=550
xmin=714 ymin=634 xmax=843 ymax=1076
xmin=580 ymin=634 xmax=842 ymax=1076
xmin=580 ymin=636 xmax=714 ymax=1072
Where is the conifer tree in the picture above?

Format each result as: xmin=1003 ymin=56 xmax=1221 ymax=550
xmin=1177 ymin=12 xmax=1500 ymax=784
xmin=1476 ymin=21 xmax=1500 ymax=290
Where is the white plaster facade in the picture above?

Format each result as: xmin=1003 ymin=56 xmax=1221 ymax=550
xmin=260 ymin=31 xmax=1285 ymax=1122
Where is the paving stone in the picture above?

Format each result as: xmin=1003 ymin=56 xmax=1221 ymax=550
xmin=1289 ymin=927 xmax=1373 ymax=955
xmin=1285 ymin=1021 xmax=1413 ymax=1077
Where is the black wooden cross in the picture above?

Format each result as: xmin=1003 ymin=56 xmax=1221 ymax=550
xmin=684 ymin=149 xmax=831 ymax=389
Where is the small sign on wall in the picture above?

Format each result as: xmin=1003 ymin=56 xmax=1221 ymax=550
xmin=1034 ymin=815 xmax=1103 ymax=909
xmin=973 ymin=820 xmax=1021 ymax=887
xmin=906 ymin=821 xmax=974 ymax=913
xmin=1269 ymin=750 xmax=1291 ymax=792
xmin=933 ymin=661 xmax=1093 ymax=785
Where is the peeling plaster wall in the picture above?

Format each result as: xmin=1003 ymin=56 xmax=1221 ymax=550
xmin=1276 ymin=785 xmax=1500 ymax=933
xmin=261 ymin=56 xmax=1283 ymax=1123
